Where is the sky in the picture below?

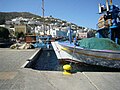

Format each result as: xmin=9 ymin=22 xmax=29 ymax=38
xmin=0 ymin=0 xmax=120 ymax=29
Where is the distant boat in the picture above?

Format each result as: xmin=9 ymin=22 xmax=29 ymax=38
xmin=32 ymin=35 xmax=52 ymax=48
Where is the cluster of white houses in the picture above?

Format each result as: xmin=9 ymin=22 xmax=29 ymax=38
xmin=0 ymin=17 xmax=95 ymax=39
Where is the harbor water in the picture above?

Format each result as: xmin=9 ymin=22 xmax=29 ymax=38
xmin=30 ymin=49 xmax=120 ymax=72
xmin=31 ymin=49 xmax=62 ymax=71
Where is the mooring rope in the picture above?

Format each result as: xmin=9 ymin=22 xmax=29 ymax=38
xmin=70 ymin=44 xmax=76 ymax=65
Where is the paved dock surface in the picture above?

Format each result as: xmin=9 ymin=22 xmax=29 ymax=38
xmin=0 ymin=48 xmax=37 ymax=90
xmin=0 ymin=48 xmax=120 ymax=90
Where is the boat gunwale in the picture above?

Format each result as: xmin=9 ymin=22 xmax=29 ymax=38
xmin=58 ymin=42 xmax=120 ymax=61
xmin=58 ymin=42 xmax=120 ymax=54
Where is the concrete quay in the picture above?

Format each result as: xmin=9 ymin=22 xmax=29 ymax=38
xmin=0 ymin=48 xmax=38 ymax=90
xmin=0 ymin=48 xmax=120 ymax=90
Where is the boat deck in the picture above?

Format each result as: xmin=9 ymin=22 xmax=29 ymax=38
xmin=51 ymin=42 xmax=80 ymax=62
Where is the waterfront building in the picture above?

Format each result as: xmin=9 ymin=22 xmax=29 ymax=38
xmin=14 ymin=25 xmax=30 ymax=34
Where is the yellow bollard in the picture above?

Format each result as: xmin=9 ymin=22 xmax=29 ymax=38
xmin=63 ymin=64 xmax=72 ymax=75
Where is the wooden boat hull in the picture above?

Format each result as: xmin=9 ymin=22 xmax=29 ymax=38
xmin=58 ymin=42 xmax=120 ymax=69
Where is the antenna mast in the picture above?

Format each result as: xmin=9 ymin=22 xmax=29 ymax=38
xmin=42 ymin=0 xmax=45 ymax=35
xmin=42 ymin=0 xmax=45 ymax=17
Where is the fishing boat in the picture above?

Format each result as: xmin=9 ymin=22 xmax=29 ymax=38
xmin=58 ymin=40 xmax=120 ymax=68
xmin=31 ymin=35 xmax=52 ymax=49
xmin=56 ymin=0 xmax=120 ymax=69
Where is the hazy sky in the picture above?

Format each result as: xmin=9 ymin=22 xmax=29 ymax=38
xmin=0 ymin=0 xmax=120 ymax=29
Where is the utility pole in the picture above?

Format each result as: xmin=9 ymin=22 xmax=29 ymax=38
xmin=110 ymin=0 xmax=113 ymax=26
xmin=42 ymin=0 xmax=45 ymax=35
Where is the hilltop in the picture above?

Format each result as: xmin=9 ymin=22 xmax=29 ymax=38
xmin=0 ymin=12 xmax=40 ymax=24
xmin=0 ymin=12 xmax=85 ymax=30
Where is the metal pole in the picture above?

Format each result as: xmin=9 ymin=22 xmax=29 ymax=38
xmin=69 ymin=26 xmax=72 ymax=44
xmin=110 ymin=0 xmax=113 ymax=26
xmin=42 ymin=0 xmax=45 ymax=35
xmin=110 ymin=0 xmax=112 ymax=5
xmin=42 ymin=0 xmax=44 ymax=17
xmin=106 ymin=0 xmax=109 ymax=11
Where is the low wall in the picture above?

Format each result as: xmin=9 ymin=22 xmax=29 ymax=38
xmin=23 ymin=48 xmax=41 ymax=68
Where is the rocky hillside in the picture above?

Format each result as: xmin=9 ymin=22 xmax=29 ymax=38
xmin=0 ymin=12 xmax=40 ymax=24
xmin=0 ymin=12 xmax=84 ymax=29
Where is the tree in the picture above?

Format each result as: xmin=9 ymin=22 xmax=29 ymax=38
xmin=0 ymin=27 xmax=10 ymax=39
xmin=0 ymin=19 xmax=5 ymax=24
xmin=15 ymin=32 xmax=25 ymax=39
